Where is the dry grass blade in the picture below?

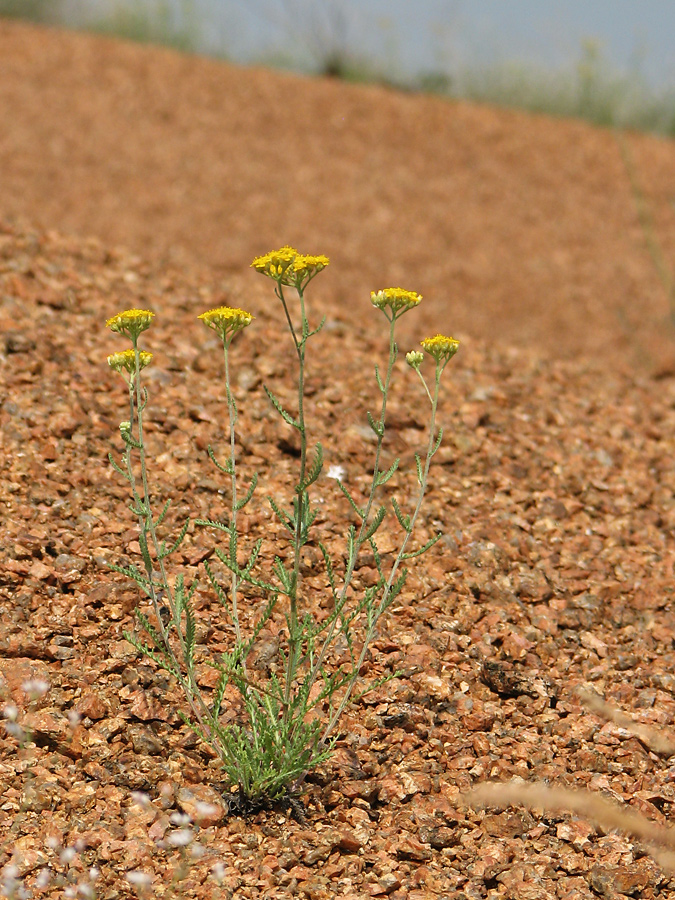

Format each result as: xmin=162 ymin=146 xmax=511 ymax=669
xmin=618 ymin=132 xmax=675 ymax=324
xmin=466 ymin=781 xmax=675 ymax=874
xmin=577 ymin=686 xmax=675 ymax=756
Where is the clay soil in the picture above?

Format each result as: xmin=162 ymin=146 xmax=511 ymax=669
xmin=4 ymin=18 xmax=675 ymax=900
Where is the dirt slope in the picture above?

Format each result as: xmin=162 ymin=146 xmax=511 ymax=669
xmin=2 ymin=19 xmax=675 ymax=371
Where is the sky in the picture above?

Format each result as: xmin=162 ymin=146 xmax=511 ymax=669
xmin=78 ymin=0 xmax=675 ymax=89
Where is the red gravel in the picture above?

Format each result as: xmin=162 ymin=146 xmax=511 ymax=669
xmin=2 ymin=19 xmax=675 ymax=900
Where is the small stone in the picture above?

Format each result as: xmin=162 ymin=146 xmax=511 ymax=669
xmin=556 ymin=820 xmax=595 ymax=849
xmin=5 ymin=331 xmax=36 ymax=353
xmin=395 ymin=837 xmax=431 ymax=862
xmin=22 ymin=779 xmax=65 ymax=812
xmin=92 ymin=717 xmax=126 ymax=741
xmin=129 ymin=689 xmax=176 ymax=722
xmin=176 ymin=785 xmax=226 ymax=827
xmin=378 ymin=873 xmax=402 ymax=893
xmin=483 ymin=810 xmax=533 ymax=839
xmin=461 ymin=709 xmax=496 ymax=732
xmin=303 ymin=843 xmax=333 ymax=866
xmin=128 ymin=724 xmax=166 ymax=755
xmin=76 ymin=694 xmax=108 ymax=720
xmin=414 ymin=672 xmax=450 ymax=701
xmin=337 ymin=831 xmax=363 ymax=853
xmin=580 ymin=631 xmax=609 ymax=657
xmin=418 ymin=825 xmax=458 ymax=849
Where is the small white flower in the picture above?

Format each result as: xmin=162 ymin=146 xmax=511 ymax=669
xmin=194 ymin=800 xmax=219 ymax=819
xmin=35 ymin=869 xmax=52 ymax=889
xmin=60 ymin=847 xmax=77 ymax=864
xmin=211 ymin=862 xmax=226 ymax=884
xmin=169 ymin=811 xmax=191 ymax=826
xmin=127 ymin=870 xmax=153 ymax=887
xmin=189 ymin=842 xmax=206 ymax=859
xmin=167 ymin=828 xmax=193 ymax=847
xmin=2 ymin=704 xmax=18 ymax=722
xmin=22 ymin=678 xmax=50 ymax=699
xmin=131 ymin=791 xmax=152 ymax=809
xmin=326 ymin=464 xmax=345 ymax=482
xmin=5 ymin=722 xmax=25 ymax=741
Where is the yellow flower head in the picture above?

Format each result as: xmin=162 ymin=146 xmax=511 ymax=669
xmin=198 ymin=306 xmax=254 ymax=342
xmin=371 ymin=288 xmax=422 ymax=318
xmin=251 ymin=246 xmax=299 ymax=282
xmin=107 ymin=349 xmax=153 ymax=380
xmin=292 ymin=254 xmax=330 ymax=285
xmin=420 ymin=334 xmax=460 ymax=363
xmin=106 ymin=309 xmax=155 ymax=340
xmin=251 ymin=247 xmax=329 ymax=288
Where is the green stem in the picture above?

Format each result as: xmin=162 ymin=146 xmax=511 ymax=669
xmin=358 ymin=313 xmax=397 ymax=540
xmin=306 ymin=313 xmax=398 ymax=691
xmin=321 ymin=360 xmax=443 ymax=744
xmin=276 ymin=282 xmax=309 ymax=716
xmin=126 ymin=341 xmax=213 ymax=741
xmin=223 ymin=341 xmax=244 ymax=670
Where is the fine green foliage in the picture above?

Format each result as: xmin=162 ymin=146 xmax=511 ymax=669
xmin=106 ymin=258 xmax=460 ymax=809
xmin=434 ymin=40 xmax=675 ymax=138
xmin=618 ymin=133 xmax=675 ymax=325
xmin=85 ymin=0 xmax=201 ymax=53
xmin=0 ymin=0 xmax=62 ymax=23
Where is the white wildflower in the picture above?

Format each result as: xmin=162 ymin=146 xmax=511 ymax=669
xmin=2 ymin=704 xmax=18 ymax=722
xmin=169 ymin=811 xmax=191 ymax=826
xmin=22 ymin=678 xmax=50 ymax=699
xmin=167 ymin=828 xmax=193 ymax=847
xmin=127 ymin=870 xmax=153 ymax=888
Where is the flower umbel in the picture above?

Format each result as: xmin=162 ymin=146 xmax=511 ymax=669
xmin=371 ymin=288 xmax=422 ymax=319
xmin=198 ymin=306 xmax=254 ymax=343
xmin=406 ymin=350 xmax=424 ymax=370
xmin=252 ymin=247 xmax=329 ymax=289
xmin=106 ymin=309 xmax=155 ymax=340
xmin=108 ymin=349 xmax=153 ymax=379
xmin=421 ymin=334 xmax=460 ymax=363
xmin=251 ymin=247 xmax=299 ymax=282
xmin=292 ymin=254 xmax=330 ymax=288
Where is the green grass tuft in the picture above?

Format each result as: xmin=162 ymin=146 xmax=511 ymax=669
xmin=418 ymin=41 xmax=675 ymax=138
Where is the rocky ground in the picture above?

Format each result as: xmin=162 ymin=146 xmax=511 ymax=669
xmin=2 ymin=18 xmax=675 ymax=900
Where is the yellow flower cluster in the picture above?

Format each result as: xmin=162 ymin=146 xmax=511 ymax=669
xmin=106 ymin=309 xmax=155 ymax=340
xmin=198 ymin=306 xmax=254 ymax=342
xmin=405 ymin=350 xmax=424 ymax=370
xmin=251 ymin=247 xmax=329 ymax=288
xmin=420 ymin=334 xmax=460 ymax=362
xmin=107 ymin=349 xmax=153 ymax=377
xmin=371 ymin=288 xmax=422 ymax=318
xmin=293 ymin=254 xmax=330 ymax=282
xmin=251 ymin=246 xmax=297 ymax=280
